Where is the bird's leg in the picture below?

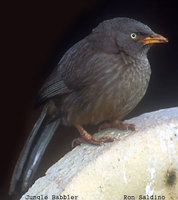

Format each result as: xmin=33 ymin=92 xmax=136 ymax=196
xmin=73 ymin=124 xmax=115 ymax=146
xmin=99 ymin=118 xmax=136 ymax=131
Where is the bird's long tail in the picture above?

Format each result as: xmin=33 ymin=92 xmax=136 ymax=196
xmin=9 ymin=104 xmax=61 ymax=198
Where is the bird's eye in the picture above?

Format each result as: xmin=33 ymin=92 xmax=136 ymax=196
xmin=130 ymin=33 xmax=137 ymax=39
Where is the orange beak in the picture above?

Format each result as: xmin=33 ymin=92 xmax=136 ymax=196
xmin=138 ymin=33 xmax=168 ymax=44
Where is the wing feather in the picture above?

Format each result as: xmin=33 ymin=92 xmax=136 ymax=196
xmin=36 ymin=38 xmax=91 ymax=105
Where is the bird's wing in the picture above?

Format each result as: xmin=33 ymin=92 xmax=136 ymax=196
xmin=36 ymin=35 xmax=128 ymax=107
xmin=36 ymin=70 xmax=72 ymax=106
xmin=36 ymin=38 xmax=94 ymax=106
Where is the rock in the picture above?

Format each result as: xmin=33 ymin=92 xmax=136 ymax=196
xmin=21 ymin=107 xmax=178 ymax=200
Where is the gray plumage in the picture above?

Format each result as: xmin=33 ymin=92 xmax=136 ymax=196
xmin=10 ymin=17 xmax=167 ymax=198
xmin=38 ymin=17 xmax=152 ymax=125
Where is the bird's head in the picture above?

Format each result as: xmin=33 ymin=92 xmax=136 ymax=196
xmin=90 ymin=17 xmax=168 ymax=57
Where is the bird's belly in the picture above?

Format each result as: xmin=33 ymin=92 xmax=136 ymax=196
xmin=62 ymin=82 xmax=147 ymax=126
xmin=90 ymin=79 xmax=148 ymax=123
xmin=61 ymin=65 xmax=151 ymax=126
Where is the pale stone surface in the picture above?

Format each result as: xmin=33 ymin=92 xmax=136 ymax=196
xmin=21 ymin=107 xmax=178 ymax=200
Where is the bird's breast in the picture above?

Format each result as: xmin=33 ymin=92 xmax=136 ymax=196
xmin=85 ymin=56 xmax=151 ymax=122
xmin=62 ymin=55 xmax=151 ymax=125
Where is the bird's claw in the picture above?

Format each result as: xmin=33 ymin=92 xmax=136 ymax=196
xmin=72 ymin=135 xmax=116 ymax=147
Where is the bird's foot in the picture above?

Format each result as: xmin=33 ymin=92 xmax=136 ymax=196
xmin=99 ymin=119 xmax=136 ymax=131
xmin=72 ymin=135 xmax=115 ymax=147
xmin=73 ymin=124 xmax=115 ymax=146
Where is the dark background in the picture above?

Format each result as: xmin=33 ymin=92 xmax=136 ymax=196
xmin=1 ymin=0 xmax=178 ymax=199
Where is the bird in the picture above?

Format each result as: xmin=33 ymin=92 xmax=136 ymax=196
xmin=9 ymin=17 xmax=168 ymax=198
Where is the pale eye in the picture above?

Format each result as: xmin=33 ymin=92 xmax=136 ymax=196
xmin=130 ymin=33 xmax=137 ymax=39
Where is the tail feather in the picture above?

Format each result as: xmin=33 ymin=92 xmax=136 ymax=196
xmin=22 ymin=118 xmax=61 ymax=191
xmin=9 ymin=105 xmax=61 ymax=197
